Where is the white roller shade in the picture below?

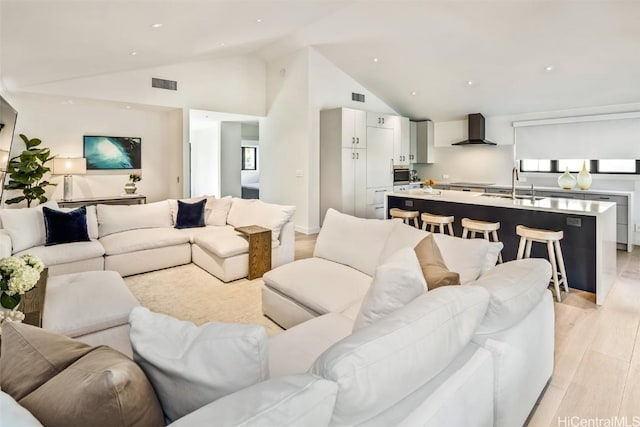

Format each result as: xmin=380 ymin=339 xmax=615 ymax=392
xmin=514 ymin=112 xmax=640 ymax=160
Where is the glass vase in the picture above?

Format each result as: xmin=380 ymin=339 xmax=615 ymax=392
xmin=557 ymin=167 xmax=576 ymax=190
xmin=577 ymin=161 xmax=592 ymax=190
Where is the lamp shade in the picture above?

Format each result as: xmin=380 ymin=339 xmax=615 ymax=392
xmin=53 ymin=157 xmax=86 ymax=175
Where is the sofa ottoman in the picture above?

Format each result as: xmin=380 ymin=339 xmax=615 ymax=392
xmin=43 ymin=270 xmax=139 ymax=357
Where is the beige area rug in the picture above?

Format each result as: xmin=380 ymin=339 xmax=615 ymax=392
xmin=124 ymin=264 xmax=283 ymax=337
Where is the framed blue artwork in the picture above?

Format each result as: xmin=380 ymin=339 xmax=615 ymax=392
xmin=83 ymin=136 xmax=141 ymax=170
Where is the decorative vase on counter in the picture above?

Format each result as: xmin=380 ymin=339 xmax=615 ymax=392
xmin=577 ymin=161 xmax=592 ymax=190
xmin=557 ymin=167 xmax=577 ymax=190
xmin=124 ymin=182 xmax=137 ymax=194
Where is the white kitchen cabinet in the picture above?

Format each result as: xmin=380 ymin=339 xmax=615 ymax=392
xmin=340 ymin=108 xmax=366 ymax=148
xmin=367 ymin=112 xmax=395 ymax=129
xmin=394 ymin=117 xmax=410 ymax=166
xmin=410 ymin=120 xmax=435 ymax=164
xmin=366 ymin=126 xmax=394 ymax=188
xmin=321 ymin=108 xmax=369 ymax=222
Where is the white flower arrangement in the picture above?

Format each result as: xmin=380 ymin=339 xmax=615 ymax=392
xmin=0 ymin=254 xmax=45 ymax=310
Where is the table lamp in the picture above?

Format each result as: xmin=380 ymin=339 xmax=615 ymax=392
xmin=52 ymin=157 xmax=86 ymax=201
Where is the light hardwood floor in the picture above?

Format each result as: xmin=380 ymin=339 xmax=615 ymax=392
xmin=294 ymin=233 xmax=640 ymax=426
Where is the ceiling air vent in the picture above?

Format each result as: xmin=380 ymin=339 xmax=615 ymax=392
xmin=352 ymin=92 xmax=365 ymax=103
xmin=152 ymin=78 xmax=177 ymax=91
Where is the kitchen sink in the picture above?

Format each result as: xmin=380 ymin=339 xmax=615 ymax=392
xmin=480 ymin=193 xmax=546 ymax=201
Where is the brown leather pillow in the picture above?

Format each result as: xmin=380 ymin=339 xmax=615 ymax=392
xmin=0 ymin=322 xmax=164 ymax=427
xmin=414 ymin=234 xmax=461 ymax=290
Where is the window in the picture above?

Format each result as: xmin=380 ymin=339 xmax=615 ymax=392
xmin=241 ymin=147 xmax=256 ymax=170
xmin=519 ymin=159 xmax=639 ymax=174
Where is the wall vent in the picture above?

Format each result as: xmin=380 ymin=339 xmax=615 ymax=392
xmin=152 ymin=78 xmax=178 ymax=91
xmin=352 ymin=92 xmax=365 ymax=102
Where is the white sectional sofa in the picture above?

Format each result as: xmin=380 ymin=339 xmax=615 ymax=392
xmin=259 ymin=208 xmax=554 ymax=427
xmin=0 ymin=197 xmax=296 ymax=282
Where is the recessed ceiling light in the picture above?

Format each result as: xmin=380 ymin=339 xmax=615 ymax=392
xmin=130 ymin=51 xmax=138 ymax=56
xmin=545 ymin=66 xmax=554 ymax=71
xmin=219 ymin=42 xmax=226 ymax=47
xmin=256 ymin=18 xmax=262 ymax=23
xmin=467 ymin=80 xmax=474 ymax=86
xmin=151 ymin=23 xmax=163 ymax=28
xmin=410 ymin=91 xmax=417 ymax=96
xmin=61 ymin=100 xmax=73 ymax=105
xmin=373 ymin=57 xmax=379 ymax=63
xmin=125 ymin=105 xmax=131 ymax=109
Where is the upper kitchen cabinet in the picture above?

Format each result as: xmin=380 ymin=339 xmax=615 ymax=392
xmin=367 ymin=112 xmax=396 ymax=129
xmin=394 ymin=117 xmax=410 ymax=166
xmin=339 ymin=108 xmax=367 ymax=148
xmin=410 ymin=120 xmax=435 ymax=164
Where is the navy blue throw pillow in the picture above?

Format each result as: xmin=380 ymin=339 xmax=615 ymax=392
xmin=42 ymin=206 xmax=91 ymax=246
xmin=175 ymin=199 xmax=206 ymax=229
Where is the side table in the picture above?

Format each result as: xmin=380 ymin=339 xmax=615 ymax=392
xmin=235 ymin=225 xmax=272 ymax=280
xmin=22 ymin=268 xmax=49 ymax=327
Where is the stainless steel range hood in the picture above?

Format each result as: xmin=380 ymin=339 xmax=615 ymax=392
xmin=452 ymin=113 xmax=496 ymax=146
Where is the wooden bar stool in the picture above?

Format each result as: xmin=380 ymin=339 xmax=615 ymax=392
xmin=389 ymin=208 xmax=420 ymax=228
xmin=420 ymin=213 xmax=454 ymax=235
xmin=516 ymin=225 xmax=569 ymax=302
xmin=461 ymin=218 xmax=503 ymax=263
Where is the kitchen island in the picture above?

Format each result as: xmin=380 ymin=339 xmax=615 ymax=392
xmin=385 ymin=189 xmax=617 ymax=305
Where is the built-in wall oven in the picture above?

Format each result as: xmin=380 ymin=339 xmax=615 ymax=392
xmin=393 ymin=167 xmax=410 ymax=185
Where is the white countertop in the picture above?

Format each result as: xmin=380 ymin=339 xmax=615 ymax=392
xmin=442 ymin=182 xmax=634 ymax=196
xmin=387 ymin=189 xmax=616 ymax=216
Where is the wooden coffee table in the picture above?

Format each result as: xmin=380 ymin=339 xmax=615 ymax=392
xmin=235 ymin=226 xmax=272 ymax=280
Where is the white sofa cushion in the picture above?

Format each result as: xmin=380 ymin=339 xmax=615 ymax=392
xmin=227 ymin=198 xmax=295 ymax=242
xmin=129 ymin=307 xmax=269 ymax=422
xmin=0 ymin=390 xmax=43 ymax=427
xmin=310 ymin=286 xmax=490 ymax=425
xmin=167 ymin=374 xmax=337 ymax=427
xmin=354 ymin=247 xmax=426 ymax=331
xmin=97 ymin=201 xmax=173 ymax=237
xmin=380 ymin=221 xmax=429 ymax=261
xmin=471 ymin=258 xmax=552 ymax=334
xmin=15 ymin=240 xmax=105 ymax=266
xmin=269 ymin=313 xmax=354 ymax=378
xmin=43 ymin=271 xmax=139 ymax=337
xmin=195 ymin=233 xmax=249 ymax=258
xmin=432 ymin=233 xmax=503 ymax=284
xmin=0 ymin=201 xmax=59 ymax=253
xmin=263 ymin=257 xmax=372 ymax=315
xmin=99 ymin=228 xmax=190 ymax=256
xmin=314 ymin=208 xmax=395 ymax=277
xmin=177 ymin=224 xmax=235 ymax=243
xmin=206 ymin=196 xmax=233 ymax=226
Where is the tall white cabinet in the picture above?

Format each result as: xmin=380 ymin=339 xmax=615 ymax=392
xmin=321 ymin=107 xmax=406 ymax=222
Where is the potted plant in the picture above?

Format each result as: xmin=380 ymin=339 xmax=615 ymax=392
xmin=125 ymin=172 xmax=141 ymax=194
xmin=3 ymin=134 xmax=55 ymax=207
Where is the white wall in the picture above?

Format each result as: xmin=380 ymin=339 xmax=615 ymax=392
xmin=190 ymin=123 xmax=220 ymax=198
xmin=13 ymin=56 xmax=267 ymax=117
xmin=220 ymin=122 xmax=242 ymax=198
xmin=5 ymin=94 xmax=181 ymax=204
xmin=261 ymin=47 xmax=401 ymax=233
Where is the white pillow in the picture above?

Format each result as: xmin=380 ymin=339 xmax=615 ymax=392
xmin=0 ymin=390 xmax=43 ymax=427
xmin=97 ymin=201 xmax=173 ymax=237
xmin=167 ymin=374 xmax=337 ymax=427
xmin=129 ymin=307 xmax=269 ymax=422
xmin=314 ymin=209 xmax=396 ymax=277
xmin=310 ymin=286 xmax=490 ymax=426
xmin=0 ymin=201 xmax=59 ymax=253
xmin=354 ymin=247 xmax=426 ymax=331
xmin=432 ymin=234 xmax=503 ymax=283
xmin=379 ymin=221 xmax=428 ymax=262
xmin=56 ymin=205 xmax=99 ymax=240
xmin=226 ymin=198 xmax=295 ymax=242
xmin=206 ymin=196 xmax=233 ymax=226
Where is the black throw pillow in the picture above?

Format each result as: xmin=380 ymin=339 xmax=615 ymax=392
xmin=175 ymin=199 xmax=206 ymax=229
xmin=42 ymin=206 xmax=91 ymax=246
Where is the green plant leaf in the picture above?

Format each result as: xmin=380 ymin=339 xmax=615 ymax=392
xmin=5 ymin=196 xmax=26 ymax=204
xmin=0 ymin=292 xmax=20 ymax=309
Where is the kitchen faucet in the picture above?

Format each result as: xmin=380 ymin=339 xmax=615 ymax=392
xmin=511 ymin=167 xmax=519 ymax=200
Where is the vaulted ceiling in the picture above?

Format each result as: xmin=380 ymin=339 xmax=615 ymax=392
xmin=2 ymin=0 xmax=639 ymax=121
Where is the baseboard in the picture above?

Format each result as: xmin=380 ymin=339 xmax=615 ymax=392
xmin=295 ymin=225 xmax=321 ymax=235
